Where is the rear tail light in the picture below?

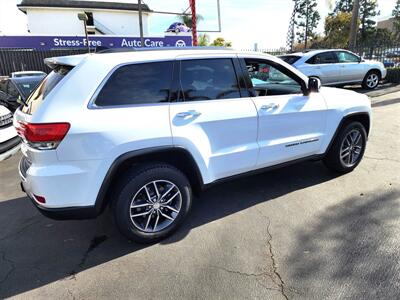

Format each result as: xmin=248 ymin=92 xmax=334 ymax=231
xmin=16 ymin=122 xmax=70 ymax=150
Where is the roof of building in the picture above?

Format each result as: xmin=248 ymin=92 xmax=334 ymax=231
xmin=18 ymin=0 xmax=152 ymax=13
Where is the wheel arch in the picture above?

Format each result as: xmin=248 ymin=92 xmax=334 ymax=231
xmin=94 ymin=147 xmax=204 ymax=214
xmin=325 ymin=112 xmax=371 ymax=154
xmin=366 ymin=68 xmax=382 ymax=79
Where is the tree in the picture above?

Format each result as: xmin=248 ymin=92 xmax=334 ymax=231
xmin=294 ymin=0 xmax=321 ymax=48
xmin=393 ymin=0 xmax=400 ymax=39
xmin=210 ymin=37 xmax=232 ymax=47
xmin=324 ymin=12 xmax=353 ymax=48
xmin=198 ymin=34 xmax=210 ymax=46
xmin=330 ymin=0 xmax=380 ymax=45
xmin=332 ymin=0 xmax=353 ymax=14
xmin=177 ymin=12 xmax=204 ymax=29
xmin=359 ymin=0 xmax=380 ymax=43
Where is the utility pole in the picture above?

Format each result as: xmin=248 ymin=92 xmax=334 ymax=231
xmin=138 ymin=0 xmax=145 ymax=47
xmin=286 ymin=0 xmax=298 ymax=52
xmin=348 ymin=0 xmax=360 ymax=50
xmin=305 ymin=0 xmax=309 ymax=49
xmin=77 ymin=13 xmax=90 ymax=53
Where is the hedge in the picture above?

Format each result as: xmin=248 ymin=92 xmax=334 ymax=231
xmin=386 ymin=68 xmax=400 ymax=83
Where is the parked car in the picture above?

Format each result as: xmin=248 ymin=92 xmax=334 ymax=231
xmin=166 ymin=22 xmax=191 ymax=33
xmin=0 ymin=75 xmax=45 ymax=112
xmin=15 ymin=49 xmax=371 ymax=243
xmin=11 ymin=71 xmax=46 ymax=78
xmin=0 ymin=104 xmax=20 ymax=161
xmin=279 ymin=49 xmax=387 ymax=89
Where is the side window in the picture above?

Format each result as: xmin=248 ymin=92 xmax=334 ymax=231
xmin=95 ymin=61 xmax=173 ymax=106
xmin=306 ymin=52 xmax=337 ymax=64
xmin=336 ymin=51 xmax=360 ymax=63
xmin=180 ymin=59 xmax=241 ymax=101
xmin=244 ymin=58 xmax=302 ymax=96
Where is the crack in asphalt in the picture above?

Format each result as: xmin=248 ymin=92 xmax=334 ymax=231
xmin=67 ymin=235 xmax=108 ymax=279
xmin=0 ymin=217 xmax=41 ymax=242
xmin=210 ymin=266 xmax=280 ymax=292
xmin=212 ymin=210 xmax=292 ymax=299
xmin=0 ymin=250 xmax=16 ymax=290
xmin=364 ymin=156 xmax=400 ymax=164
xmin=210 ymin=265 xmax=268 ymax=278
xmin=265 ymin=220 xmax=289 ymax=300
xmin=66 ymin=287 xmax=76 ymax=300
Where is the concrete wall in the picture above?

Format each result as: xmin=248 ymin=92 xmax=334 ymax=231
xmin=26 ymin=7 xmax=149 ymax=35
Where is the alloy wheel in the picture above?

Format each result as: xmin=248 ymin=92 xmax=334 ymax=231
xmin=340 ymin=129 xmax=363 ymax=167
xmin=129 ymin=180 xmax=182 ymax=233
xmin=366 ymin=73 xmax=379 ymax=88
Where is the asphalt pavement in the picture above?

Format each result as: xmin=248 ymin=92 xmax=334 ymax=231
xmin=0 ymin=88 xmax=399 ymax=299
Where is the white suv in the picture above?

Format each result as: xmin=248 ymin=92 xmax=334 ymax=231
xmin=15 ymin=48 xmax=371 ymax=243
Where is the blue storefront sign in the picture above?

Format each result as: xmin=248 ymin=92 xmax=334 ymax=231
xmin=0 ymin=35 xmax=192 ymax=50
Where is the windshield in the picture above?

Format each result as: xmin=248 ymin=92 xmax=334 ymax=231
xmin=279 ymin=55 xmax=301 ymax=65
xmin=22 ymin=66 xmax=71 ymax=115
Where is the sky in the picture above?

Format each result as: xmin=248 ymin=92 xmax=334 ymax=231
xmin=0 ymin=0 xmax=397 ymax=49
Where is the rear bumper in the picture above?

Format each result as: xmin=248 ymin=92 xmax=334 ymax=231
xmin=21 ymin=181 xmax=98 ymax=220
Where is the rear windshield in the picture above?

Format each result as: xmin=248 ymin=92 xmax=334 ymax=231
xmin=279 ymin=55 xmax=301 ymax=65
xmin=22 ymin=66 xmax=71 ymax=115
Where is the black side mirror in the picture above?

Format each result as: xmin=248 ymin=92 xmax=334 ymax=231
xmin=308 ymin=77 xmax=321 ymax=93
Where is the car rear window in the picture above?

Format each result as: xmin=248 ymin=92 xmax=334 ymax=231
xmin=279 ymin=55 xmax=301 ymax=65
xmin=95 ymin=61 xmax=173 ymax=107
xmin=22 ymin=65 xmax=71 ymax=115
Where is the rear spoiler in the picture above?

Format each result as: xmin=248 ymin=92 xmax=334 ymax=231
xmin=44 ymin=54 xmax=89 ymax=69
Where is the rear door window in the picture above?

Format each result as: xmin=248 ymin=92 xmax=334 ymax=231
xmin=95 ymin=61 xmax=173 ymax=106
xmin=179 ymin=58 xmax=241 ymax=101
xmin=306 ymin=52 xmax=337 ymax=64
xmin=22 ymin=66 xmax=71 ymax=115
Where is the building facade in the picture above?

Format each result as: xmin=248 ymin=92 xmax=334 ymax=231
xmin=377 ymin=17 xmax=396 ymax=33
xmin=17 ymin=0 xmax=152 ymax=36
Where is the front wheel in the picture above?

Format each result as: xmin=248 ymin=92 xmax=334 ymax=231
xmin=113 ymin=163 xmax=192 ymax=243
xmin=362 ymin=71 xmax=380 ymax=89
xmin=323 ymin=121 xmax=367 ymax=173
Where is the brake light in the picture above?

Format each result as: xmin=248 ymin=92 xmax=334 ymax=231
xmin=16 ymin=122 xmax=70 ymax=150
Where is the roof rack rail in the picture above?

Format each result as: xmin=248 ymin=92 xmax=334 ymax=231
xmin=95 ymin=46 xmax=233 ymax=54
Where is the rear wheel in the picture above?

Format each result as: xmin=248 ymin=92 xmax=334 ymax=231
xmin=323 ymin=121 xmax=367 ymax=173
xmin=362 ymin=70 xmax=380 ymax=89
xmin=113 ymin=163 xmax=192 ymax=243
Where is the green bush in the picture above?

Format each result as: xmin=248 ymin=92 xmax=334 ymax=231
xmin=386 ymin=67 xmax=400 ymax=83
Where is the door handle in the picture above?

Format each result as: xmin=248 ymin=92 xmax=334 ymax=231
xmin=176 ymin=110 xmax=201 ymax=118
xmin=261 ymin=103 xmax=279 ymax=110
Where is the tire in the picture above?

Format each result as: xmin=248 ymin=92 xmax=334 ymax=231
xmin=362 ymin=70 xmax=380 ymax=90
xmin=112 ymin=163 xmax=192 ymax=243
xmin=323 ymin=121 xmax=367 ymax=173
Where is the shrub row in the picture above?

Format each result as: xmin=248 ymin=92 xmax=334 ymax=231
xmin=386 ymin=68 xmax=400 ymax=83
